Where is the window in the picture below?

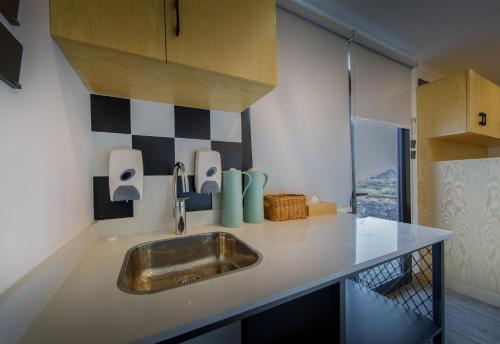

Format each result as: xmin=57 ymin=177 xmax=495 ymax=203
xmin=353 ymin=120 xmax=399 ymax=221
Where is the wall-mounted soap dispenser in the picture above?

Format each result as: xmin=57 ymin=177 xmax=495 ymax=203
xmin=195 ymin=150 xmax=221 ymax=194
xmin=109 ymin=149 xmax=143 ymax=201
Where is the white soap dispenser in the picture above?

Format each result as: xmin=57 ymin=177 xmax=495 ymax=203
xmin=109 ymin=149 xmax=143 ymax=201
xmin=195 ymin=150 xmax=221 ymax=194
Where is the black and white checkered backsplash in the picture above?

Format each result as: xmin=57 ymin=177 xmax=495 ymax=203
xmin=91 ymin=94 xmax=252 ymax=220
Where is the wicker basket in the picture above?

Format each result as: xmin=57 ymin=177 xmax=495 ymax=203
xmin=264 ymin=194 xmax=307 ymax=221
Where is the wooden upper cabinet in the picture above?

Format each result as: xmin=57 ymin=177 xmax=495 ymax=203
xmin=49 ymin=0 xmax=277 ymax=111
xmin=165 ymin=0 xmax=277 ymax=86
xmin=417 ymin=72 xmax=467 ymax=138
xmin=417 ymin=69 xmax=500 ymax=147
xmin=467 ymin=70 xmax=500 ymax=140
xmin=50 ymin=0 xmax=166 ymax=61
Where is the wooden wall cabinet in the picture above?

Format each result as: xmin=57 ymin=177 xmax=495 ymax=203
xmin=417 ymin=69 xmax=500 ymax=148
xmin=50 ymin=0 xmax=277 ymax=112
xmin=417 ymin=70 xmax=500 ymax=307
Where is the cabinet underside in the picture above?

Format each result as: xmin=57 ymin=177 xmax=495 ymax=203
xmin=54 ymin=37 xmax=275 ymax=112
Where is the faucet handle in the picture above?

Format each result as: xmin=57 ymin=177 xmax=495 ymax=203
xmin=180 ymin=173 xmax=189 ymax=193
xmin=173 ymin=162 xmax=190 ymax=194
xmin=174 ymin=171 xmax=190 ymax=194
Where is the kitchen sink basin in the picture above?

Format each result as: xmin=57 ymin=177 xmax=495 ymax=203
xmin=118 ymin=232 xmax=261 ymax=294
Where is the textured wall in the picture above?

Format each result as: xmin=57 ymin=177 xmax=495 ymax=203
xmin=420 ymin=158 xmax=500 ymax=306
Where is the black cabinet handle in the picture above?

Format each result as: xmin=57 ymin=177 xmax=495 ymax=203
xmin=175 ymin=0 xmax=180 ymax=37
xmin=479 ymin=112 xmax=487 ymax=126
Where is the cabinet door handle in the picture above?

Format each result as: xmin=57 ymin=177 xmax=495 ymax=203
xmin=174 ymin=0 xmax=180 ymax=37
xmin=479 ymin=112 xmax=487 ymax=126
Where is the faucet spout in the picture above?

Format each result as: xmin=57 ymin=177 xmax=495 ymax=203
xmin=172 ymin=162 xmax=189 ymax=235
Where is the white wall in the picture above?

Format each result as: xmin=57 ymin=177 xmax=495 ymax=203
xmin=0 ymin=0 xmax=93 ymax=294
xmin=252 ymin=9 xmax=351 ymax=206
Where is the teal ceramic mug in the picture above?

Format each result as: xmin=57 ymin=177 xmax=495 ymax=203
xmin=221 ymin=168 xmax=252 ymax=228
xmin=243 ymin=170 xmax=268 ymax=223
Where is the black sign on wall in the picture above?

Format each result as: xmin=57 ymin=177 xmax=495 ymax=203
xmin=0 ymin=21 xmax=22 ymax=89
xmin=0 ymin=0 xmax=20 ymax=26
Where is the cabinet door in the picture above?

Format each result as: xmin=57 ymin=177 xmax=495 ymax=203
xmin=417 ymin=71 xmax=468 ymax=138
xmin=50 ymin=0 xmax=166 ymax=61
xmin=165 ymin=0 xmax=277 ymax=86
xmin=468 ymin=70 xmax=500 ymax=139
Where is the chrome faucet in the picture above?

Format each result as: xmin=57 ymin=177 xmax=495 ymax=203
xmin=172 ymin=162 xmax=189 ymax=235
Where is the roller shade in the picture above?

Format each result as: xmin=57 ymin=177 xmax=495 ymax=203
xmin=351 ymin=43 xmax=412 ymax=128
xmin=251 ymin=8 xmax=352 ymax=207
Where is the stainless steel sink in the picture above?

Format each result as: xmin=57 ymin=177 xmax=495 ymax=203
xmin=118 ymin=232 xmax=261 ymax=294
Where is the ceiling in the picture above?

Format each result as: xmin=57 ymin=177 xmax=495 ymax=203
xmin=300 ymin=0 xmax=500 ymax=83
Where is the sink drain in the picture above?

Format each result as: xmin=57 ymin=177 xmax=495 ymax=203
xmin=177 ymin=274 xmax=202 ymax=286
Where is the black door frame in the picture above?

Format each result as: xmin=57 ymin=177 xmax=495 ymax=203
xmin=398 ymin=128 xmax=412 ymax=224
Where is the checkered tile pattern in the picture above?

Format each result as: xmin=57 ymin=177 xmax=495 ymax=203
xmin=90 ymin=95 xmax=246 ymax=220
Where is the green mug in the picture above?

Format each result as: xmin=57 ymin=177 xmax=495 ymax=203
xmin=221 ymin=168 xmax=252 ymax=228
xmin=243 ymin=170 xmax=268 ymax=223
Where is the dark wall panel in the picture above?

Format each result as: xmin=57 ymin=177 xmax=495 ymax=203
xmin=0 ymin=0 xmax=20 ymax=25
xmin=241 ymin=108 xmax=253 ymax=170
xmin=0 ymin=21 xmax=22 ymax=88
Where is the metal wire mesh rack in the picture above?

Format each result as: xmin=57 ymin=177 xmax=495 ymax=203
xmin=345 ymin=242 xmax=445 ymax=344
xmin=351 ymin=245 xmax=436 ymax=321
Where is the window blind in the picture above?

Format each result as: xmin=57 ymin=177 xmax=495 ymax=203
xmin=351 ymin=43 xmax=413 ymax=128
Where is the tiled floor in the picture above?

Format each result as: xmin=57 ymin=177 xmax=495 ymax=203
xmin=445 ymin=290 xmax=500 ymax=344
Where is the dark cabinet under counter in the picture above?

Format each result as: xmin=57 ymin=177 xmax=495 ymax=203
xmin=242 ymin=283 xmax=341 ymax=343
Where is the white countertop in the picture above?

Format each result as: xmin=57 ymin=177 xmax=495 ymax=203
xmin=20 ymin=214 xmax=452 ymax=343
